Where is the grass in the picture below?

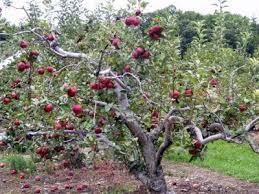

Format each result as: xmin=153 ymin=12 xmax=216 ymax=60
xmin=167 ymin=140 xmax=259 ymax=183
xmin=0 ymin=153 xmax=36 ymax=173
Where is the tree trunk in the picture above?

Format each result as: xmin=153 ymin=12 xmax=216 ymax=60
xmin=147 ymin=166 xmax=168 ymax=194
xmin=135 ymin=164 xmax=175 ymax=194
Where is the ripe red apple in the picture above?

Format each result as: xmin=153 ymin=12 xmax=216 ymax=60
xmin=209 ymin=79 xmax=218 ymax=87
xmin=123 ymin=64 xmax=131 ymax=73
xmin=239 ymin=104 xmax=247 ymax=112
xmin=22 ymin=183 xmax=30 ymax=189
xmin=64 ymin=183 xmax=73 ymax=190
xmin=184 ymin=89 xmax=193 ymax=97
xmin=19 ymin=40 xmax=28 ymax=49
xmin=50 ymin=185 xmax=59 ymax=192
xmin=54 ymin=121 xmax=63 ymax=130
xmin=67 ymin=86 xmax=77 ymax=97
xmin=111 ymin=36 xmax=121 ymax=49
xmin=95 ymin=127 xmax=102 ymax=134
xmin=37 ymin=67 xmax=45 ymax=75
xmin=76 ymin=184 xmax=87 ymax=192
xmin=36 ymin=146 xmax=49 ymax=158
xmin=2 ymin=97 xmax=11 ymax=104
xmin=14 ymin=119 xmax=21 ymax=126
xmin=132 ymin=51 xmax=140 ymax=59
xmin=47 ymin=34 xmax=55 ymax=41
xmin=10 ymin=169 xmax=17 ymax=175
xmin=90 ymin=82 xmax=99 ymax=90
xmin=125 ymin=16 xmax=141 ymax=26
xmin=132 ymin=47 xmax=144 ymax=59
xmin=34 ymin=187 xmax=41 ymax=193
xmin=148 ymin=25 xmax=163 ymax=40
xmin=169 ymin=90 xmax=180 ymax=99
xmin=72 ymin=104 xmax=82 ymax=114
xmin=142 ymin=50 xmax=151 ymax=59
xmin=136 ymin=47 xmax=144 ymax=54
xmin=20 ymin=173 xmax=25 ymax=179
xmin=16 ymin=62 xmax=27 ymax=72
xmin=0 ymin=162 xmax=5 ymax=168
xmin=44 ymin=103 xmax=54 ymax=113
xmin=24 ymin=62 xmax=31 ymax=69
xmin=47 ymin=66 xmax=55 ymax=73
xmin=29 ymin=50 xmax=39 ymax=58
xmin=34 ymin=176 xmax=41 ymax=181
xmin=11 ymin=92 xmax=20 ymax=100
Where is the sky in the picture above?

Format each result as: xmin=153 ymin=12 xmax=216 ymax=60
xmin=1 ymin=0 xmax=259 ymax=24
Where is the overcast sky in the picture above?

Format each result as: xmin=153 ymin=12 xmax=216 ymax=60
xmin=1 ymin=0 xmax=259 ymax=24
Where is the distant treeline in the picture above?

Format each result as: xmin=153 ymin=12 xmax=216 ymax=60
xmin=144 ymin=5 xmax=259 ymax=57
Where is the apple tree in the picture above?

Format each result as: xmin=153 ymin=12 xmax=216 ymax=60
xmin=0 ymin=0 xmax=258 ymax=193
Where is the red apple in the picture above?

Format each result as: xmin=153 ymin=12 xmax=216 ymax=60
xmin=209 ymin=79 xmax=218 ymax=87
xmin=55 ymin=121 xmax=63 ymax=130
xmin=44 ymin=103 xmax=54 ymax=113
xmin=16 ymin=62 xmax=27 ymax=72
xmin=34 ymin=187 xmax=41 ymax=193
xmin=123 ymin=64 xmax=131 ymax=73
xmin=24 ymin=62 xmax=31 ymax=69
xmin=67 ymin=86 xmax=77 ymax=97
xmin=34 ymin=176 xmax=41 ymax=181
xmin=22 ymin=183 xmax=30 ymax=189
xmin=142 ymin=50 xmax=151 ymax=59
xmin=10 ymin=169 xmax=17 ymax=175
xmin=47 ymin=66 xmax=55 ymax=73
xmin=136 ymin=47 xmax=144 ymax=54
xmin=0 ymin=162 xmax=5 ymax=168
xmin=111 ymin=36 xmax=121 ymax=49
xmin=95 ymin=127 xmax=102 ymax=134
xmin=50 ymin=185 xmax=59 ymax=192
xmin=20 ymin=173 xmax=25 ymax=179
xmin=90 ymin=82 xmax=99 ymax=90
xmin=47 ymin=34 xmax=55 ymax=41
xmin=11 ymin=92 xmax=19 ymax=100
xmin=148 ymin=26 xmax=162 ymax=40
xmin=239 ymin=104 xmax=247 ymax=112
xmin=19 ymin=40 xmax=28 ymax=49
xmin=76 ymin=184 xmax=85 ymax=192
xmin=30 ymin=50 xmax=39 ymax=58
xmin=2 ymin=97 xmax=11 ymax=104
xmin=37 ymin=67 xmax=45 ymax=75
xmin=64 ymin=183 xmax=73 ymax=190
xmin=169 ymin=90 xmax=180 ymax=99
xmin=184 ymin=89 xmax=193 ymax=97
xmin=14 ymin=119 xmax=21 ymax=126
xmin=72 ymin=104 xmax=82 ymax=114
xmin=125 ymin=16 xmax=141 ymax=26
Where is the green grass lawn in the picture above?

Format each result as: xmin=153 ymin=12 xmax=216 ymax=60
xmin=166 ymin=140 xmax=259 ymax=183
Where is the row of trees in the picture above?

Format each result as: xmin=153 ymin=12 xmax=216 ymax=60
xmin=0 ymin=0 xmax=258 ymax=193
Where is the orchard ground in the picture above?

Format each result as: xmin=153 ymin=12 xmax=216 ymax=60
xmin=0 ymin=141 xmax=259 ymax=193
